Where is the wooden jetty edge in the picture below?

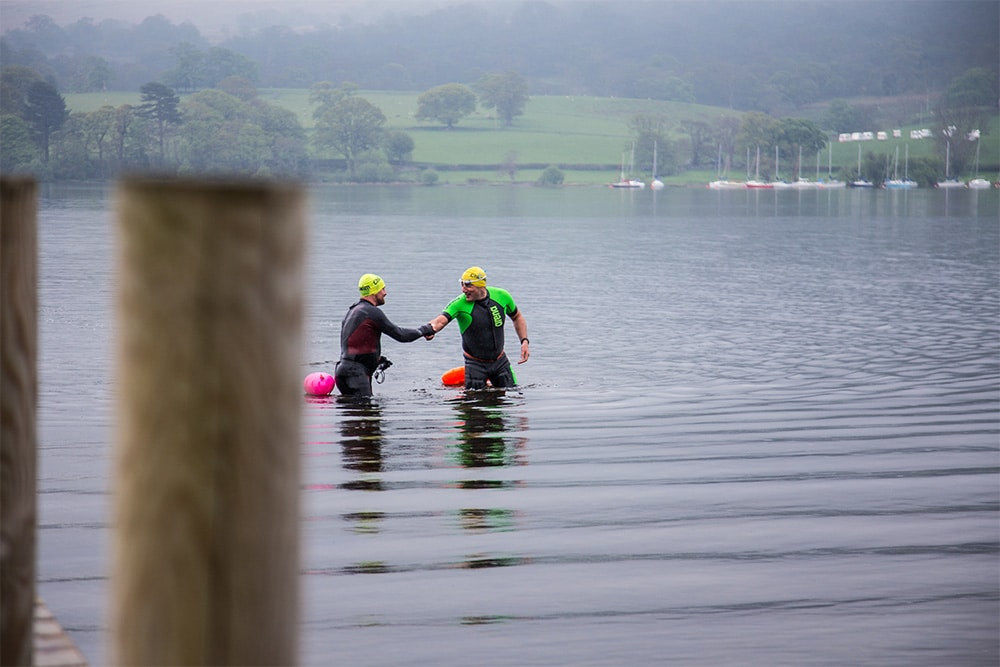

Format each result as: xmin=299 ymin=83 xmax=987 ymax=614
xmin=112 ymin=178 xmax=305 ymax=665
xmin=34 ymin=599 xmax=88 ymax=667
xmin=3 ymin=175 xmax=40 ymax=666
xmin=4 ymin=177 xmax=88 ymax=667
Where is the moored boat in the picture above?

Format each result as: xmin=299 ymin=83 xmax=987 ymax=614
xmin=610 ymin=143 xmax=645 ymax=188
xmin=791 ymin=177 xmax=821 ymax=189
xmin=771 ymin=146 xmax=794 ymax=188
xmin=820 ymin=142 xmax=846 ymax=188
xmin=708 ymin=179 xmax=745 ymax=189
xmin=884 ymin=145 xmax=916 ymax=189
xmin=936 ymin=134 xmax=964 ymax=188
xmin=745 ymin=145 xmax=772 ymax=188
xmin=650 ymin=141 xmax=664 ymax=190
xmin=966 ymin=132 xmax=990 ymax=189
xmin=708 ymin=143 xmax=742 ymax=188
xmin=851 ymin=144 xmax=874 ymax=187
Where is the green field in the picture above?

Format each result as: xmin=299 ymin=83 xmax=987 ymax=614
xmin=64 ymin=90 xmax=999 ymax=185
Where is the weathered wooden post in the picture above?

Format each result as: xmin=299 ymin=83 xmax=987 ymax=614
xmin=1 ymin=175 xmax=39 ymax=667
xmin=113 ymin=178 xmax=305 ymax=666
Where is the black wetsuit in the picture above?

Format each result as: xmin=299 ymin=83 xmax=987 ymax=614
xmin=335 ymin=300 xmax=431 ymax=396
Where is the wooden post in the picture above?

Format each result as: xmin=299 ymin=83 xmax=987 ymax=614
xmin=1 ymin=176 xmax=39 ymax=667
xmin=113 ymin=178 xmax=305 ymax=666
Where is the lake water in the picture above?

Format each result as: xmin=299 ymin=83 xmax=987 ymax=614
xmin=35 ymin=183 xmax=999 ymax=665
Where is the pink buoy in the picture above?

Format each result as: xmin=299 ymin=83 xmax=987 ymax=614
xmin=303 ymin=372 xmax=335 ymax=396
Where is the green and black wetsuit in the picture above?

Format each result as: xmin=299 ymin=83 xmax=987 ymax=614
xmin=441 ymin=287 xmax=518 ymax=389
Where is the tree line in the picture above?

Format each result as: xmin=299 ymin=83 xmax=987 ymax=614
xmin=0 ymin=65 xmax=531 ymax=181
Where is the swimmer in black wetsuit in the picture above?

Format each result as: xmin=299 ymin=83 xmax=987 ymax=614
xmin=426 ymin=266 xmax=530 ymax=389
xmin=335 ymin=273 xmax=435 ymax=397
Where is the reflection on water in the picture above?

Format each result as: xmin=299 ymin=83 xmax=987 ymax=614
xmin=339 ymin=398 xmax=385 ymax=474
xmin=457 ymin=507 xmax=516 ymax=532
xmin=328 ymin=391 xmax=529 ymax=573
xmin=447 ymin=391 xmax=527 ymax=472
xmin=449 ymin=392 xmax=525 ymax=537
xmin=447 ymin=392 xmax=527 ymax=570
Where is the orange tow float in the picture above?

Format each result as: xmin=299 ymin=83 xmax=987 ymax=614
xmin=440 ymin=366 xmax=465 ymax=386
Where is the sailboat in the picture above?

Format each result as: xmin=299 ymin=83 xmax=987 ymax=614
xmin=772 ymin=145 xmax=793 ymax=189
xmin=708 ymin=143 xmax=744 ymax=189
xmin=936 ymin=135 xmax=965 ymax=189
xmin=901 ymin=143 xmax=917 ymax=188
xmin=791 ymin=145 xmax=819 ymax=188
xmin=611 ymin=142 xmax=645 ymax=188
xmin=968 ymin=132 xmax=991 ymax=189
xmin=884 ymin=144 xmax=917 ymax=189
xmin=650 ymin=140 xmax=664 ymax=190
xmin=850 ymin=143 xmax=874 ymax=188
xmin=745 ymin=145 xmax=773 ymax=189
xmin=821 ymin=141 xmax=845 ymax=188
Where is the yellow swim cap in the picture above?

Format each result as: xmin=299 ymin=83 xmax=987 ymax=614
xmin=358 ymin=273 xmax=386 ymax=296
xmin=461 ymin=266 xmax=487 ymax=287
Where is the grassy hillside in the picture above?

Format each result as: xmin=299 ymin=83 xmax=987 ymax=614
xmin=64 ymin=90 xmax=999 ymax=185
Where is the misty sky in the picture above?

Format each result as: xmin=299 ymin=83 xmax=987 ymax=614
xmin=0 ymin=0 xmax=407 ymax=36
xmin=0 ymin=0 xmax=547 ymax=34
xmin=1 ymin=0 xmax=918 ymax=38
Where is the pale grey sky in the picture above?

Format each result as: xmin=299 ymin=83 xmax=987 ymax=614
xmin=0 ymin=0 xmax=409 ymax=37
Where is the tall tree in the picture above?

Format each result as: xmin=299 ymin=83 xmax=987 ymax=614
xmin=680 ymin=119 xmax=713 ymax=168
xmin=177 ymin=89 xmax=251 ymax=172
xmin=0 ymin=65 xmax=44 ymax=117
xmin=714 ymin=115 xmax=742 ymax=177
xmin=111 ymin=104 xmax=141 ymax=168
xmin=737 ymin=112 xmax=780 ymax=153
xmin=476 ymin=71 xmax=528 ymax=127
xmin=415 ymin=83 xmax=476 ymax=129
xmin=0 ymin=113 xmax=38 ymax=171
xmin=384 ymin=130 xmax=414 ymax=164
xmin=23 ymin=79 xmax=68 ymax=162
xmin=203 ymin=47 xmax=258 ymax=88
xmin=84 ymin=105 xmax=116 ymax=174
xmin=628 ymin=113 xmax=676 ymax=175
xmin=737 ymin=112 xmax=781 ymax=178
xmin=50 ymin=111 xmax=92 ymax=178
xmin=83 ymin=56 xmax=113 ymax=92
xmin=165 ymin=42 xmax=204 ymax=92
xmin=252 ymin=102 xmax=307 ymax=175
xmin=137 ymin=82 xmax=181 ymax=164
xmin=774 ymin=117 xmax=827 ymax=174
xmin=308 ymin=81 xmax=358 ymax=118
xmin=313 ymin=96 xmax=386 ymax=176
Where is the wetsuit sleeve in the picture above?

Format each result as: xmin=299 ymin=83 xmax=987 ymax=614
xmin=493 ymin=288 xmax=518 ymax=316
xmin=442 ymin=294 xmax=466 ymax=320
xmin=370 ymin=307 xmax=430 ymax=343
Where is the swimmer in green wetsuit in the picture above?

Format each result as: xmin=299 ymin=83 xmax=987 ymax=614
xmin=427 ymin=266 xmax=530 ymax=389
